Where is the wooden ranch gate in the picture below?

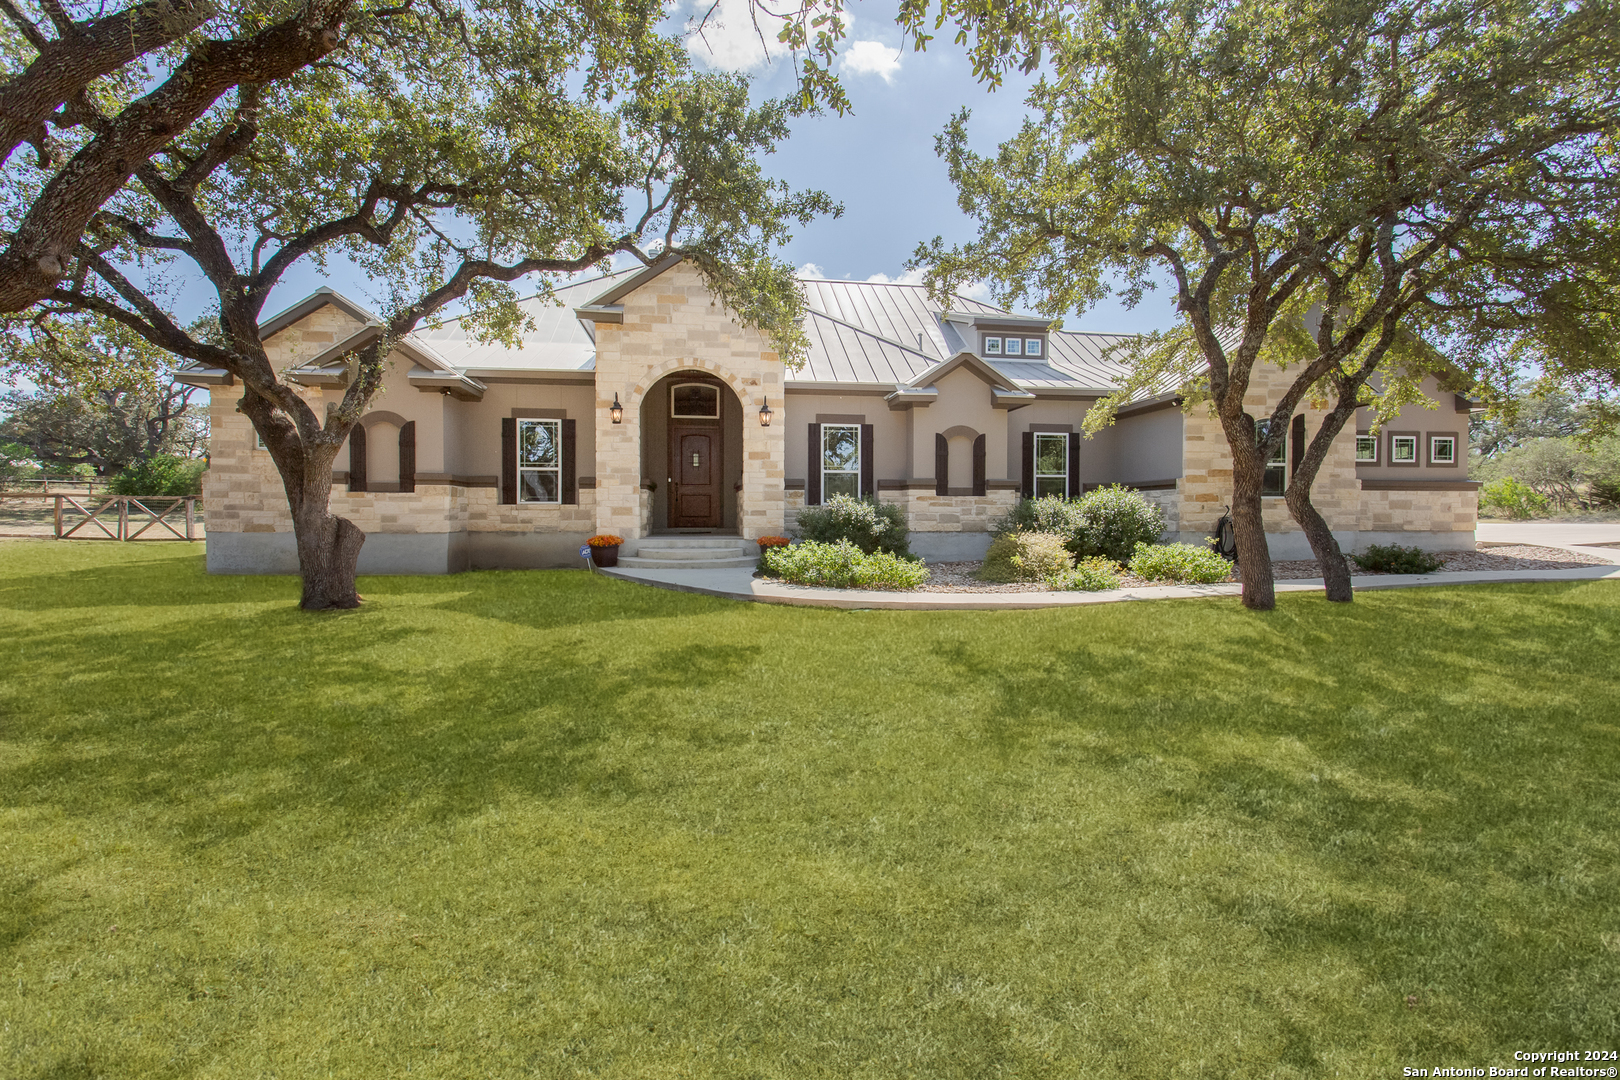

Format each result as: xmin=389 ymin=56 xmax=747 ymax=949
xmin=49 ymin=494 xmax=201 ymax=541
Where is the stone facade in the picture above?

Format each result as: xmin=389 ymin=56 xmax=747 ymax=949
xmin=878 ymin=486 xmax=1020 ymax=533
xmin=591 ymin=262 xmax=785 ymax=542
xmin=1359 ymin=487 xmax=1478 ymax=536
xmin=198 ymin=264 xmax=1478 ymax=575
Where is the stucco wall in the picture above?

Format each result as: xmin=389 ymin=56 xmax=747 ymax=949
xmin=1354 ymin=375 xmax=1470 ymax=479
xmin=1112 ymin=407 xmax=1184 ymax=484
xmin=781 ymin=391 xmax=904 ymax=481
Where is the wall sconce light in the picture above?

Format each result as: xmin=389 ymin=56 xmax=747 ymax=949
xmin=758 ymin=397 xmax=773 ymax=427
xmin=610 ymin=393 xmax=623 ymax=424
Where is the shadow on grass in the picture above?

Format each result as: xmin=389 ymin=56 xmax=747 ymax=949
xmin=3 ymin=544 xmax=1619 ymax=1062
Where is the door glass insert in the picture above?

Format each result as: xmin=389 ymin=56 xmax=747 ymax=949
xmin=672 ymin=383 xmax=720 ymax=418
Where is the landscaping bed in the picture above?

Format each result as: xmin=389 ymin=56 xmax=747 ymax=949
xmin=916 ymin=542 xmax=1611 ymax=593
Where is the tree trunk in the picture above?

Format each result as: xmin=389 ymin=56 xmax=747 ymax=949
xmin=1284 ymin=487 xmax=1353 ymax=601
xmin=240 ymin=388 xmax=365 ymax=610
xmin=1283 ymin=402 xmax=1361 ymax=603
xmin=1231 ymin=456 xmax=1275 ymax=610
xmin=292 ymin=497 xmax=366 ymax=610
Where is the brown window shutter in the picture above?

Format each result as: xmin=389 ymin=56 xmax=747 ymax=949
xmin=935 ymin=433 xmax=949 ymax=496
xmin=1067 ymin=432 xmax=1081 ymax=499
xmin=1020 ymin=430 xmax=1034 ymax=498
xmin=860 ymin=424 xmax=874 ymax=500
xmin=348 ymin=424 xmax=368 ymax=492
xmin=501 ymin=417 xmax=517 ymax=505
xmin=973 ymin=434 xmax=987 ymax=497
xmin=806 ymin=423 xmax=822 ymax=505
xmin=1290 ymin=414 xmax=1306 ymax=477
xmin=562 ymin=418 xmax=577 ymax=505
xmin=398 ymin=421 xmax=416 ymax=493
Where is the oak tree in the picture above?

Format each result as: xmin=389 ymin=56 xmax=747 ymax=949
xmin=909 ymin=0 xmax=1620 ymax=608
xmin=19 ymin=0 xmax=836 ymax=608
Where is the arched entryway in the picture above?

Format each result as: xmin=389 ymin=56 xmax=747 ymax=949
xmin=640 ymin=371 xmax=744 ymax=532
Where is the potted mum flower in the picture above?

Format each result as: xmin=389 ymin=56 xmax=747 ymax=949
xmin=756 ymin=535 xmax=791 ymax=554
xmin=586 ymin=534 xmax=624 ymax=567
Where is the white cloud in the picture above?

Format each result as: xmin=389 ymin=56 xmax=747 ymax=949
xmin=797 ymin=262 xmax=827 ymax=279
xmin=683 ymin=0 xmax=795 ymax=72
xmin=864 ymin=268 xmax=926 ymax=286
xmin=840 ymin=39 xmax=902 ymax=83
xmin=867 ymin=268 xmax=992 ymax=302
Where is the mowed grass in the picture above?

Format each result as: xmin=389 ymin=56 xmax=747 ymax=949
xmin=1 ymin=542 xmax=1617 ymax=1079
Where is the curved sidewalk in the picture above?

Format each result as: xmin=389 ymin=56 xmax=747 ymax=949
xmin=599 ymin=560 xmax=1620 ymax=610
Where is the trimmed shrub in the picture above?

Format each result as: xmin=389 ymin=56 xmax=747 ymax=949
xmin=795 ymin=494 xmax=911 ymax=555
xmin=1048 ymin=556 xmax=1122 ymax=592
xmin=1127 ymin=541 xmax=1233 ymax=584
xmin=977 ymin=531 xmax=1072 ymax=583
xmin=989 ymin=495 xmax=1081 ymax=538
xmin=761 ymin=539 xmax=930 ymax=590
xmin=1478 ymin=477 xmax=1550 ymax=520
xmin=1351 ymin=544 xmax=1444 ymax=574
xmin=1071 ymin=485 xmax=1166 ymax=563
xmin=108 ymin=455 xmax=205 ymax=497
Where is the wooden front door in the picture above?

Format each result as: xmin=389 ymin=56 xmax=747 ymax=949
xmin=670 ymin=425 xmax=721 ymax=528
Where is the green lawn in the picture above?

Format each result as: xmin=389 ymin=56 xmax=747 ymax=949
xmin=2 ymin=542 xmax=1617 ymax=1078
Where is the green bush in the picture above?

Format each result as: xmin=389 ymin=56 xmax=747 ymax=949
xmin=1127 ymin=542 xmax=1233 ymax=584
xmin=1350 ymin=544 xmax=1444 ymax=574
xmin=761 ymin=539 xmax=930 ymax=590
xmin=108 ymin=455 xmax=205 ymax=497
xmin=989 ymin=495 xmax=1082 ymax=537
xmin=1047 ymin=556 xmax=1122 ymax=592
xmin=977 ymin=531 xmax=1072 ymax=583
xmin=1478 ymin=477 xmax=1550 ymax=519
xmin=1070 ymin=485 xmax=1167 ymax=562
xmin=795 ymin=494 xmax=911 ymax=555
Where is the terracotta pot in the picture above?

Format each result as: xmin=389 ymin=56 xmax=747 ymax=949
xmin=590 ymin=544 xmax=620 ymax=568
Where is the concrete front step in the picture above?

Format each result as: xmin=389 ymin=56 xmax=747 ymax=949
xmin=617 ymin=555 xmax=758 ymax=570
xmin=634 ymin=536 xmax=752 ymax=550
xmin=632 ymin=547 xmax=755 ymax=562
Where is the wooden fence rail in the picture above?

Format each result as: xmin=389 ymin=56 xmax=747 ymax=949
xmin=51 ymin=495 xmax=200 ymax=541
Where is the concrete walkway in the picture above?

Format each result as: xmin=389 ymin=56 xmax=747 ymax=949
xmin=599 ymin=559 xmax=1620 ymax=610
xmin=1476 ymin=520 xmax=1620 ymax=554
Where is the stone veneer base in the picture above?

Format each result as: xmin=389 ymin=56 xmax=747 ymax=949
xmin=208 ymin=530 xmax=593 ymax=575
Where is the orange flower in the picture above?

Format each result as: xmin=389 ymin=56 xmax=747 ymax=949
xmin=756 ymin=536 xmax=791 ymax=548
xmin=586 ymin=534 xmax=624 ymax=547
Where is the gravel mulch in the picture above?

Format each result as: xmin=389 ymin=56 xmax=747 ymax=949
xmin=915 ymin=542 xmax=1612 ymax=593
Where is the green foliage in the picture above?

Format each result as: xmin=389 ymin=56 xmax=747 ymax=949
xmin=978 ymin=531 xmax=1072 ymax=583
xmin=794 ymin=494 xmax=911 ymax=555
xmin=1047 ymin=556 xmax=1122 ymax=592
xmin=107 ymin=455 xmax=206 ymax=497
xmin=1478 ymin=477 xmax=1553 ymax=520
xmin=990 ymin=495 xmax=1081 ymax=537
xmin=760 ymin=539 xmax=930 ymax=590
xmin=1474 ymin=436 xmax=1620 ymax=512
xmin=0 ymin=380 xmax=206 ymax=476
xmin=1127 ymin=542 xmax=1233 ymax=585
xmin=991 ymin=488 xmax=1165 ymax=564
xmin=1351 ymin=544 xmax=1445 ymax=575
xmin=1070 ymin=485 xmax=1167 ymax=563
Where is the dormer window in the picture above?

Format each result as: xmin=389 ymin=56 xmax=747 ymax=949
xmin=981 ymin=334 xmax=1044 ymax=358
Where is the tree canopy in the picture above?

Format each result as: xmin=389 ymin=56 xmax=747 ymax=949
xmin=5 ymin=0 xmax=838 ymax=607
xmin=910 ymin=0 xmax=1620 ymax=607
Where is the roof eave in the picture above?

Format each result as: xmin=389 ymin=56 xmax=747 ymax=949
xmin=174 ymin=366 xmax=234 ymax=388
xmin=407 ymin=370 xmax=487 ymax=401
xmin=574 ymin=304 xmax=624 ymax=324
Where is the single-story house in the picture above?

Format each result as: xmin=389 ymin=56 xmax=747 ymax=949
xmin=180 ymin=256 xmax=1481 ymax=573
